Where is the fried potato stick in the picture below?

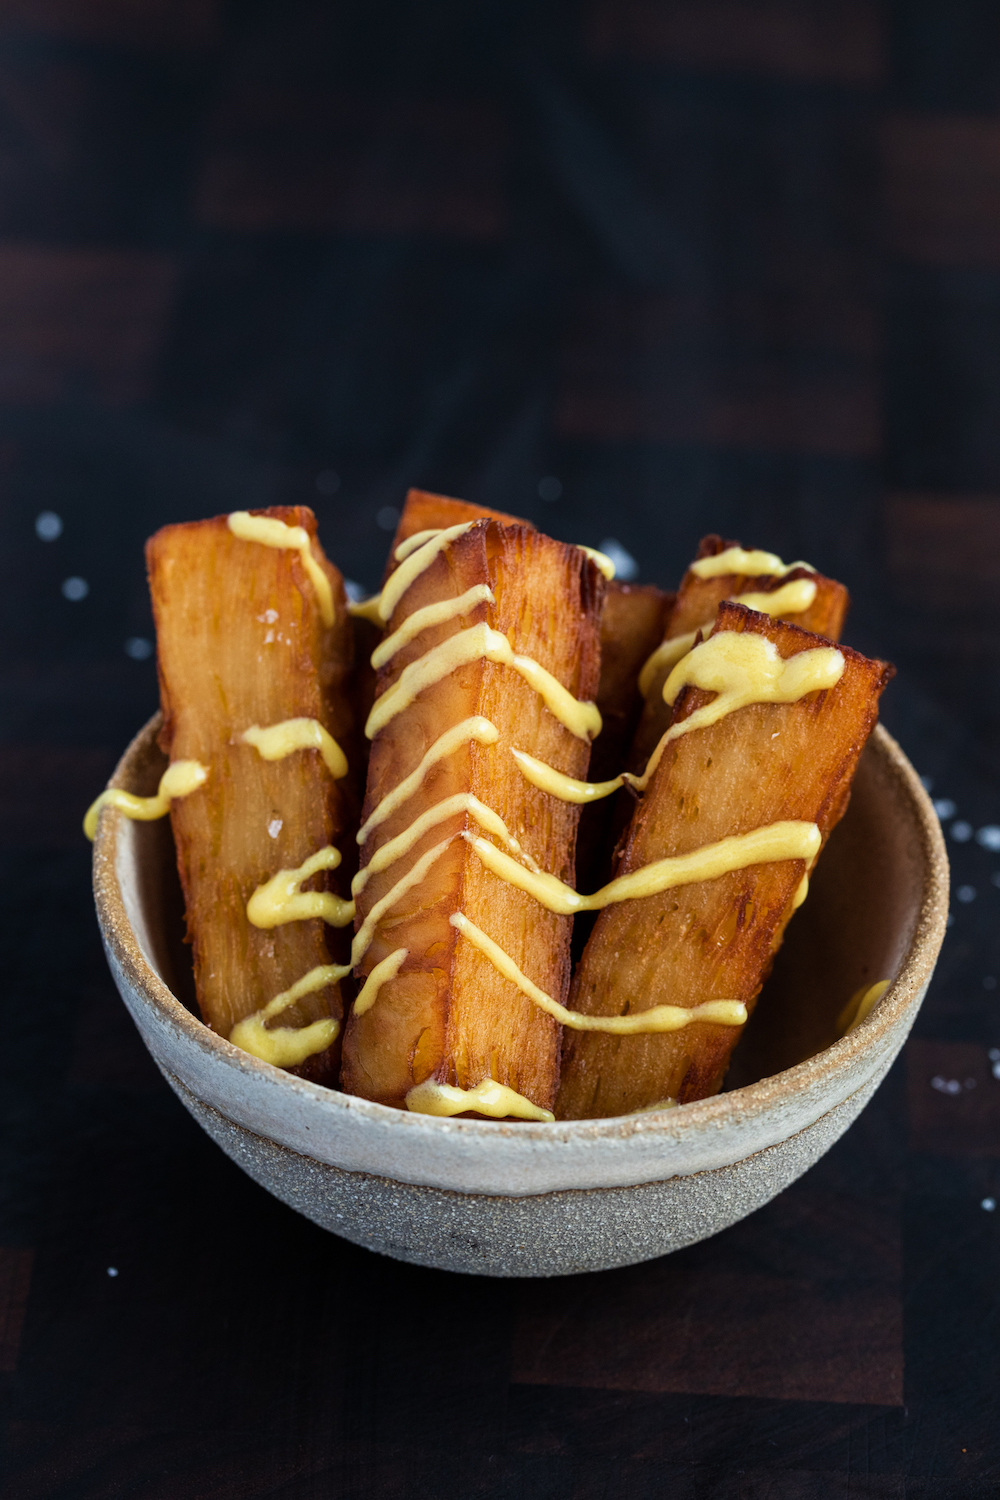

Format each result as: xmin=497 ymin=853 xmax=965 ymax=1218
xmin=390 ymin=488 xmax=531 ymax=555
xmin=557 ymin=602 xmax=892 ymax=1119
xmin=632 ymin=535 xmax=849 ymax=772
xmin=147 ymin=507 xmax=358 ymax=1083
xmin=341 ymin=520 xmax=604 ymax=1114
xmin=576 ymin=581 xmax=674 ymax=892
xmin=348 ymin=489 xmax=537 ymax=747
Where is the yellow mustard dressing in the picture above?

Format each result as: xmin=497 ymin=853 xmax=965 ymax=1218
xmin=630 ymin=631 xmax=844 ymax=791
xmin=365 ymin=622 xmax=601 ymax=741
xmin=511 ymin=748 xmax=623 ymax=803
xmin=464 ymin=820 xmax=821 ymax=914
xmin=661 ymin=631 xmax=843 ymax=731
xmin=405 ymin=1076 xmax=555 ymax=1122
xmin=357 ymin=716 xmax=499 ymax=843
xmin=690 ymin=546 xmax=815 ymax=580
xmin=350 ymin=836 xmax=454 ymax=970
xmin=229 ymin=958 xmax=359 ymax=1064
xmin=227 ymin=511 xmax=334 ymax=627
xmin=228 ymin=1013 xmax=339 ymax=1067
xmin=639 ymin=561 xmax=820 ymax=699
xmin=734 ymin=577 xmax=817 ymax=618
xmin=351 ymin=522 xmax=475 ymax=625
xmin=838 ymin=979 xmax=891 ymax=1036
xmin=451 ymin=912 xmax=746 ymax=1034
xmin=242 ymin=719 xmax=348 ymax=779
xmin=371 ymin=585 xmax=495 ymax=670
xmin=638 ymin=632 xmax=700 ymax=697
xmin=577 ymin=545 xmax=616 ymax=579
xmin=346 ymin=593 xmax=384 ymax=623
xmin=228 ymin=960 xmax=342 ymax=1067
xmin=246 ymin=845 xmax=355 ymax=929
xmin=352 ymin=947 xmax=409 ymax=1017
xmin=394 ymin=527 xmax=447 ymax=561
xmin=83 ymin=759 xmax=208 ymax=841
xmin=352 ymin=792 xmax=535 ymax=898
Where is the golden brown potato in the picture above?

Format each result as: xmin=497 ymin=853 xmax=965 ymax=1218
xmin=557 ymin=602 xmax=892 ymax=1120
xmin=340 ymin=520 xmax=604 ymax=1113
xmin=348 ymin=490 xmax=536 ymax=779
xmin=631 ymin=535 xmax=850 ymax=772
xmin=576 ymin=582 xmax=674 ymax=891
xmin=147 ymin=507 xmax=359 ymax=1084
xmin=592 ymin=583 xmax=675 ymax=783
xmin=390 ymin=487 xmax=531 ymax=559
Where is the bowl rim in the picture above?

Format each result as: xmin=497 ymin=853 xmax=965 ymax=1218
xmin=93 ymin=713 xmax=949 ymax=1149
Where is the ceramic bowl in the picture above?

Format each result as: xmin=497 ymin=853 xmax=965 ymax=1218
xmin=92 ymin=716 xmax=947 ymax=1277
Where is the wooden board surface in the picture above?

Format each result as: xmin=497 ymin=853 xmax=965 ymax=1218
xmin=1 ymin=1 xmax=998 ymax=1494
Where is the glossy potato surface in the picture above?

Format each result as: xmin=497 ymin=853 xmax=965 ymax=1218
xmin=390 ymin=487 xmax=531 ymax=561
xmin=148 ymin=508 xmax=358 ymax=1083
xmin=341 ymin=521 xmax=604 ymax=1112
xmin=632 ymin=535 xmax=850 ymax=771
xmin=557 ymin=602 xmax=892 ymax=1120
xmin=576 ymin=581 xmax=674 ymax=891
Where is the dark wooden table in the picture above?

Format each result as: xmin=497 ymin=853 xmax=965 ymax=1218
xmin=2 ymin=3 xmax=999 ymax=1495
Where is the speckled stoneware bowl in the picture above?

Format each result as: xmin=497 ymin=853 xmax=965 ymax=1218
xmin=92 ymin=715 xmax=947 ymax=1277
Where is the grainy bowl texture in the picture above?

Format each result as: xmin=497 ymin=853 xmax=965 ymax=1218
xmin=93 ymin=716 xmax=948 ymax=1276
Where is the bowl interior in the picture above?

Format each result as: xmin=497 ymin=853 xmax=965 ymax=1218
xmin=114 ymin=720 xmax=937 ymax=1095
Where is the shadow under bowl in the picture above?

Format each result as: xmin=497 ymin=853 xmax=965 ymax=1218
xmin=93 ymin=717 xmax=947 ymax=1277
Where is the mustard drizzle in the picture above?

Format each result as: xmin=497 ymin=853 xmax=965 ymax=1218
xmin=690 ymin=546 xmax=815 ymax=580
xmin=246 ymin=846 xmax=355 ymax=929
xmin=735 ymin=576 xmax=817 ymax=618
xmin=227 ymin=511 xmax=334 ymax=626
xmin=638 ymin=631 xmax=699 ymax=697
xmin=83 ymin=760 xmax=208 ymax=841
xmin=405 ymin=1077 xmax=555 ymax=1122
xmin=638 ymin=547 xmax=820 ymax=699
xmin=365 ymin=621 xmax=601 ymax=741
xmin=371 ymin=585 xmax=495 ymax=670
xmin=451 ymin=912 xmax=747 ymax=1035
xmin=838 ymin=979 xmax=891 ymax=1036
xmin=350 ymin=522 xmax=475 ymax=625
xmin=511 ymin=748 xmax=623 ymax=804
xmin=233 ymin=842 xmax=457 ymax=1063
xmin=352 ymin=947 xmax=408 ymax=1017
xmin=515 ymin=630 xmax=844 ymax=803
xmin=577 ymin=544 xmax=616 ymax=579
xmin=229 ymin=968 xmax=341 ymax=1067
xmin=350 ymin=525 xmax=617 ymax=625
xmin=356 ymin=717 xmax=499 ymax=843
xmin=465 ymin=820 xmax=821 ymax=914
xmin=629 ymin=631 xmax=843 ymax=789
xmin=351 ymin=792 xmax=536 ymax=899
xmin=395 ymin=528 xmax=448 ymax=561
xmin=242 ymin=719 xmax=348 ymax=779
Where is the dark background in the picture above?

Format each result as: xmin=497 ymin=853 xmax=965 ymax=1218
xmin=2 ymin=2 xmax=1000 ymax=1495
